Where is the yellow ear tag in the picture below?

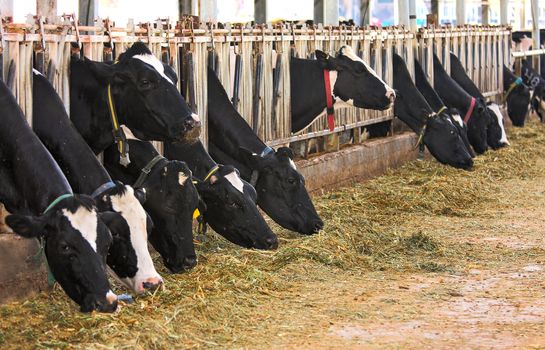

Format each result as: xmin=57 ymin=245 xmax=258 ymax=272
xmin=193 ymin=208 xmax=201 ymax=220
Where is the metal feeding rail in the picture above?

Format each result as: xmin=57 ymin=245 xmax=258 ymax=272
xmin=0 ymin=16 xmax=510 ymax=151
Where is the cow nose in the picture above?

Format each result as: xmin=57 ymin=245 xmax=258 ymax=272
xmin=313 ymin=220 xmax=324 ymax=233
xmin=266 ymin=236 xmax=279 ymax=250
xmin=142 ymin=277 xmax=163 ymax=291
xmin=182 ymin=256 xmax=197 ymax=270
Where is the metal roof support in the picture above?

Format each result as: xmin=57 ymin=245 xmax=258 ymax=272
xmin=314 ymin=0 xmax=339 ymax=26
xmin=179 ymin=0 xmax=198 ymax=17
xmin=398 ymin=0 xmax=409 ymax=26
xmin=79 ymin=0 xmax=97 ymax=26
xmin=254 ymin=0 xmax=267 ymax=24
xmin=481 ymin=0 xmax=489 ymax=25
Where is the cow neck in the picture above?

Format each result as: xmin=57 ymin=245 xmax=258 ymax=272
xmin=164 ymin=140 xmax=217 ymax=181
xmin=0 ymin=80 xmax=72 ymax=214
xmin=32 ymin=72 xmax=114 ymax=196
xmin=449 ymin=53 xmax=485 ymax=100
xmin=290 ymin=58 xmax=330 ymax=133
xmin=207 ymin=67 xmax=267 ymax=157
xmin=414 ymin=60 xmax=447 ymax=112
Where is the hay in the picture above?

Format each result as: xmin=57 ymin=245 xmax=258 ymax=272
xmin=1 ymin=122 xmax=545 ymax=349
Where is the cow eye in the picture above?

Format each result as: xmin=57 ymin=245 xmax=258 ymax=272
xmin=140 ymin=79 xmax=150 ymax=87
xmin=287 ymin=178 xmax=297 ymax=185
xmin=229 ymin=201 xmax=241 ymax=209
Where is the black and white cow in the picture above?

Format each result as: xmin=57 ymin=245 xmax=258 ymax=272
xmin=32 ymin=71 xmax=162 ymax=294
xmin=449 ymin=53 xmax=508 ymax=149
xmin=413 ymin=58 xmax=475 ymax=158
xmin=0 ymin=79 xmax=117 ymax=313
xmin=432 ymin=54 xmax=490 ymax=154
xmin=104 ymin=134 xmax=199 ymax=273
xmin=70 ymin=42 xmax=200 ymax=154
xmin=520 ymin=59 xmax=545 ymax=121
xmin=164 ymin=141 xmax=279 ymax=250
xmin=206 ymin=68 xmax=323 ymax=234
xmin=392 ymin=54 xmax=473 ymax=169
xmin=503 ymin=65 xmax=531 ymax=127
xmin=290 ymin=46 xmax=395 ymax=132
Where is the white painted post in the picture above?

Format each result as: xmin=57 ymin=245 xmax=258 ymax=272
xmin=499 ymin=0 xmax=509 ymax=24
xmin=200 ymin=0 xmax=218 ymax=21
xmin=456 ymin=0 xmax=466 ymax=25
xmin=408 ymin=0 xmax=417 ymax=30
xmin=531 ymin=0 xmax=540 ymax=73
xmin=398 ymin=0 xmax=409 ymax=26
xmin=314 ymin=0 xmax=339 ymax=26
xmin=36 ymin=0 xmax=57 ymax=22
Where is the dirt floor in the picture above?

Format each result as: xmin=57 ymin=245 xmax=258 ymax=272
xmin=1 ymin=123 xmax=545 ymax=349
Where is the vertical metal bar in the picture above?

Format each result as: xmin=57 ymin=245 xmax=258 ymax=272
xmin=252 ymin=53 xmax=263 ymax=133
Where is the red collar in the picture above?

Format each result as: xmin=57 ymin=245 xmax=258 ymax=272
xmin=323 ymin=69 xmax=335 ymax=131
xmin=464 ymin=97 xmax=476 ymax=124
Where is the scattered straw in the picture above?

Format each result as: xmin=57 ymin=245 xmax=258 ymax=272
xmin=1 ymin=122 xmax=545 ymax=349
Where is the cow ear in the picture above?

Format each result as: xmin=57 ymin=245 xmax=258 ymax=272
xmin=5 ymin=214 xmax=47 ymax=238
xmin=85 ymin=58 xmax=115 ymax=83
xmin=276 ymin=147 xmax=294 ymax=160
xmin=133 ymin=188 xmax=147 ymax=205
xmin=238 ymin=147 xmax=263 ymax=169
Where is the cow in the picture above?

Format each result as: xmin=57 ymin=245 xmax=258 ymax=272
xmin=448 ymin=53 xmax=508 ymax=149
xmin=0 ymin=79 xmax=117 ymax=313
xmin=69 ymin=42 xmax=200 ymax=156
xmin=32 ymin=70 xmax=163 ymax=293
xmin=432 ymin=54 xmax=490 ymax=154
xmin=413 ymin=58 xmax=475 ymax=158
xmin=520 ymin=59 xmax=545 ymax=121
xmin=290 ymin=46 xmax=395 ymax=132
xmin=206 ymin=68 xmax=323 ymax=234
xmin=104 ymin=135 xmax=199 ymax=273
xmin=503 ymin=65 xmax=531 ymax=127
xmin=164 ymin=140 xmax=279 ymax=250
xmin=392 ymin=53 xmax=473 ymax=169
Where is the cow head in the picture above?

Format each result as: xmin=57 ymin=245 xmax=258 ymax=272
xmin=238 ymin=147 xmax=324 ymax=234
xmin=531 ymin=84 xmax=545 ymax=122
xmin=95 ymin=183 xmax=163 ymax=294
xmin=466 ymin=100 xmax=490 ymax=154
xmin=423 ymin=110 xmax=474 ymax=170
xmin=6 ymin=195 xmax=118 ymax=313
xmin=506 ymin=83 xmax=531 ymax=127
xmin=486 ymin=103 xmax=509 ymax=149
xmin=194 ymin=165 xmax=278 ymax=250
xmin=136 ymin=160 xmax=199 ymax=273
xmin=84 ymin=42 xmax=200 ymax=143
xmin=316 ymin=46 xmax=395 ymax=110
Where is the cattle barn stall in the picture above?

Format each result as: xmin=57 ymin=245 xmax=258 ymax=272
xmin=0 ymin=16 xmax=511 ymax=151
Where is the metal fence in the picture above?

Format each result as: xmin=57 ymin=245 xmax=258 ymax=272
xmin=0 ymin=16 xmax=510 ymax=150
xmin=417 ymin=25 xmax=511 ymax=103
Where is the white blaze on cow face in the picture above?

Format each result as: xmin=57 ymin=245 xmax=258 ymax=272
xmin=132 ymin=54 xmax=174 ymax=85
xmin=178 ymin=172 xmax=189 ymax=186
xmin=452 ymin=113 xmax=464 ymax=128
xmin=339 ymin=46 xmax=396 ymax=100
xmin=110 ymin=186 xmax=162 ymax=293
xmin=32 ymin=68 xmax=44 ymax=77
xmin=191 ymin=113 xmax=200 ymax=122
xmin=288 ymin=159 xmax=297 ymax=170
xmin=488 ymin=103 xmax=509 ymax=145
xmin=62 ymin=207 xmax=99 ymax=252
xmin=225 ymin=171 xmax=245 ymax=193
